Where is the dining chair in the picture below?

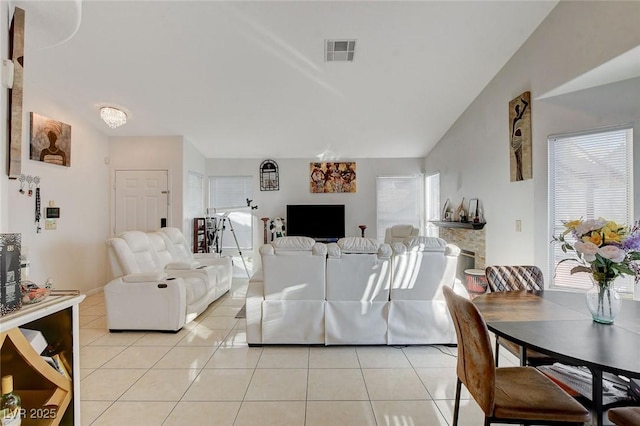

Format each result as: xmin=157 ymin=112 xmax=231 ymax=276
xmin=484 ymin=265 xmax=552 ymax=366
xmin=608 ymin=406 xmax=640 ymax=426
xmin=442 ymin=286 xmax=591 ymax=426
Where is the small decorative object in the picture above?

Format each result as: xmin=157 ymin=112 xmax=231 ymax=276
xmin=30 ymin=112 xmax=72 ymax=167
xmin=270 ymin=217 xmax=285 ymax=241
xmin=553 ymin=218 xmax=640 ymax=324
xmin=310 ymin=162 xmax=356 ymax=193
xmin=261 ymin=217 xmax=270 ymax=244
xmin=260 ymin=160 xmax=279 ymax=191
xmin=0 ymin=375 xmax=21 ymax=425
xmin=0 ymin=233 xmax=21 ymax=316
xmin=454 ymin=198 xmax=467 ymax=222
xmin=442 ymin=198 xmax=450 ymax=221
xmin=358 ymin=225 xmax=367 ymax=237
xmin=509 ymin=91 xmax=532 ymax=182
xmin=20 ymin=280 xmax=51 ymax=305
xmin=469 ymin=198 xmax=479 ymax=221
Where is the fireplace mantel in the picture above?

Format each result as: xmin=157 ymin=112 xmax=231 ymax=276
xmin=431 ymin=221 xmax=486 ymax=230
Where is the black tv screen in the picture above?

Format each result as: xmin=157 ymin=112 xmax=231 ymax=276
xmin=286 ymin=204 xmax=345 ymax=241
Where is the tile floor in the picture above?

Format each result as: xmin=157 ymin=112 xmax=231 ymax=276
xmin=78 ymin=278 xmax=604 ymax=426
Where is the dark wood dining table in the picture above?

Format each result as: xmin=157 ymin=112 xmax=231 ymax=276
xmin=473 ymin=290 xmax=640 ymax=426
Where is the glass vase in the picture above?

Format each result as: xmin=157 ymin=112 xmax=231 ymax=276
xmin=585 ymin=281 xmax=621 ymax=324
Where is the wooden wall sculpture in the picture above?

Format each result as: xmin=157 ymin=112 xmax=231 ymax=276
xmin=8 ymin=7 xmax=25 ymax=178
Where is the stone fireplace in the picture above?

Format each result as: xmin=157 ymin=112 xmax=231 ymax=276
xmin=438 ymin=226 xmax=486 ymax=275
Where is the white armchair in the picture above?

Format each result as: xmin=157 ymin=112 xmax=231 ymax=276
xmin=325 ymin=237 xmax=392 ymax=344
xmin=387 ymin=236 xmax=468 ymax=345
xmin=384 ymin=224 xmax=419 ymax=244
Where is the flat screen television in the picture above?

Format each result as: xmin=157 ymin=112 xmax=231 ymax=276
xmin=286 ymin=204 xmax=345 ymax=242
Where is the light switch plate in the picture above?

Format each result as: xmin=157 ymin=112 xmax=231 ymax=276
xmin=45 ymin=219 xmax=57 ymax=230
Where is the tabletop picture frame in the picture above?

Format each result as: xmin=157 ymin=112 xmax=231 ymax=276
xmin=469 ymin=198 xmax=478 ymax=219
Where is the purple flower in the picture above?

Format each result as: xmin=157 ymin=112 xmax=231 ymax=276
xmin=623 ymin=231 xmax=640 ymax=252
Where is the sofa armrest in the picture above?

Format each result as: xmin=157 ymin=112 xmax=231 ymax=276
xmin=165 ymin=261 xmax=200 ymax=270
xmin=245 ymin=279 xmax=264 ymax=345
xmin=122 ymin=271 xmax=168 ymax=283
xmin=104 ymin=277 xmax=187 ymax=331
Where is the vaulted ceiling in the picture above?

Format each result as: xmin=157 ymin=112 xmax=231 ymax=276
xmin=15 ymin=1 xmax=558 ymax=159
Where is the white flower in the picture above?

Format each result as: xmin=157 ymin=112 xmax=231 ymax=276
xmin=574 ymin=241 xmax=598 ymax=262
xmin=598 ymin=245 xmax=626 ymax=263
xmin=575 ymin=219 xmax=606 ymax=236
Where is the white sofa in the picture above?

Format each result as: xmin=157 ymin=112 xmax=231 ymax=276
xmin=247 ymin=236 xmax=468 ymax=346
xmin=104 ymin=227 xmax=232 ymax=332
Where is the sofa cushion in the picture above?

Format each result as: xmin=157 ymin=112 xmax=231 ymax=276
xmin=183 ymin=276 xmax=209 ymax=305
xmin=337 ymin=237 xmax=379 ymax=254
xmin=120 ymin=231 xmax=161 ymax=272
xmin=404 ymin=236 xmax=447 ymax=252
xmin=122 ymin=271 xmax=168 ymax=283
xmin=273 ymin=236 xmax=316 ymax=251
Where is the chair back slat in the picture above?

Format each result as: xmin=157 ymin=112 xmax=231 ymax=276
xmin=485 ymin=265 xmax=543 ymax=292
xmin=443 ymin=286 xmax=496 ymax=416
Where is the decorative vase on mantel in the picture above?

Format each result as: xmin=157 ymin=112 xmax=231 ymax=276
xmin=585 ymin=277 xmax=621 ymax=324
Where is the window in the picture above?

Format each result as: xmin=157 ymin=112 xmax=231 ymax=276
xmin=187 ymin=172 xmax=204 ymax=219
xmin=376 ymin=176 xmax=422 ymax=242
xmin=209 ymin=176 xmax=253 ymax=250
xmin=548 ymin=126 xmax=633 ymax=294
xmin=424 ymin=172 xmax=440 ymax=237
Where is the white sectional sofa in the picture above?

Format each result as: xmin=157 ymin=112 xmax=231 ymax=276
xmin=247 ymin=236 xmax=468 ymax=346
xmin=104 ymin=227 xmax=232 ymax=332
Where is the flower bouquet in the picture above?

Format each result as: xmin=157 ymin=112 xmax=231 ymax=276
xmin=553 ymin=218 xmax=640 ymax=323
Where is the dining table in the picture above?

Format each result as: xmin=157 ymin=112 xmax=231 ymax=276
xmin=472 ymin=290 xmax=640 ymax=426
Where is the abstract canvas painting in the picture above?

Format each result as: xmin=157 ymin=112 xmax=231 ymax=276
xmin=310 ymin=162 xmax=356 ymax=193
xmin=30 ymin=113 xmax=72 ymax=167
xmin=509 ymin=91 xmax=532 ymax=181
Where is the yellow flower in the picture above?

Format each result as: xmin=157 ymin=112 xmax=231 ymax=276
xmin=603 ymin=228 xmax=624 ymax=243
xmin=583 ymin=231 xmax=602 ymax=246
xmin=563 ymin=219 xmax=582 ymax=235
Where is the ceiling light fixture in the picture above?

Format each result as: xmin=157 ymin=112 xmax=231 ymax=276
xmin=100 ymin=106 xmax=127 ymax=129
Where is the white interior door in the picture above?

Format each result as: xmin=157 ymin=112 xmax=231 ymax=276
xmin=114 ymin=170 xmax=169 ymax=234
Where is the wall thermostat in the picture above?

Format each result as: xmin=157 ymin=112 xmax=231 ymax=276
xmin=46 ymin=207 xmax=60 ymax=219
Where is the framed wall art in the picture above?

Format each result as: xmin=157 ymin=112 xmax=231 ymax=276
xmin=508 ymin=91 xmax=532 ymax=182
xmin=30 ymin=113 xmax=72 ymax=167
xmin=310 ymin=162 xmax=356 ymax=193
xmin=260 ymin=159 xmax=279 ymax=191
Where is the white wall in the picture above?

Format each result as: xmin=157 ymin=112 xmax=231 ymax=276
xmin=424 ymin=1 xmax=640 ymax=283
xmin=109 ymin=136 xmax=185 ymax=233
xmin=182 ymin=138 xmax=207 ymax=238
xmin=3 ymin=90 xmax=111 ymax=293
xmin=206 ymin=157 xmax=423 ymax=262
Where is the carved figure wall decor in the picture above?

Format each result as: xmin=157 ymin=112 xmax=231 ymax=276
xmin=508 ymin=91 xmax=532 ymax=182
xmin=8 ymin=8 xmax=25 ymax=178
xmin=29 ymin=113 xmax=72 ymax=167
xmin=310 ymin=162 xmax=356 ymax=193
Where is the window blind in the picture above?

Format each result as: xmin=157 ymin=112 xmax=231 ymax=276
xmin=548 ymin=126 xmax=633 ymax=294
xmin=376 ymin=176 xmax=422 ymax=242
xmin=209 ymin=176 xmax=253 ymax=250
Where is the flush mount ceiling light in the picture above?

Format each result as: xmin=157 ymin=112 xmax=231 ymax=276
xmin=100 ymin=106 xmax=127 ymax=129
xmin=325 ymin=39 xmax=356 ymax=62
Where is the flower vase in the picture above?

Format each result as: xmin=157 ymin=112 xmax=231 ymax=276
xmin=585 ymin=281 xmax=621 ymax=324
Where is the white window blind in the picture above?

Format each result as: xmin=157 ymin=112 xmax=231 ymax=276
xmin=376 ymin=176 xmax=422 ymax=242
xmin=424 ymin=172 xmax=440 ymax=237
xmin=209 ymin=176 xmax=253 ymax=250
xmin=548 ymin=126 xmax=633 ymax=294
xmin=187 ymin=172 xmax=204 ymax=219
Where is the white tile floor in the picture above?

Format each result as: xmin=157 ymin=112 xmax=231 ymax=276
xmin=79 ymin=278 xmax=604 ymax=426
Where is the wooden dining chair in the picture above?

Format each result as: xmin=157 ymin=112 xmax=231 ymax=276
xmin=484 ymin=265 xmax=552 ymax=366
xmin=608 ymin=407 xmax=640 ymax=426
xmin=442 ymin=286 xmax=590 ymax=426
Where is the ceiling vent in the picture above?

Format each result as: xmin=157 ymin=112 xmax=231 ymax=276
xmin=325 ymin=39 xmax=356 ymax=62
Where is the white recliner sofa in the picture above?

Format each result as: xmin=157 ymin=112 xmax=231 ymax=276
xmin=247 ymin=235 xmax=467 ymax=346
xmin=104 ymin=228 xmax=232 ymax=332
xmin=387 ymin=236 xmax=468 ymax=345
xmin=247 ymin=236 xmax=327 ymax=344
xmin=384 ymin=224 xmax=419 ymax=244
xmin=325 ymin=237 xmax=392 ymax=344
